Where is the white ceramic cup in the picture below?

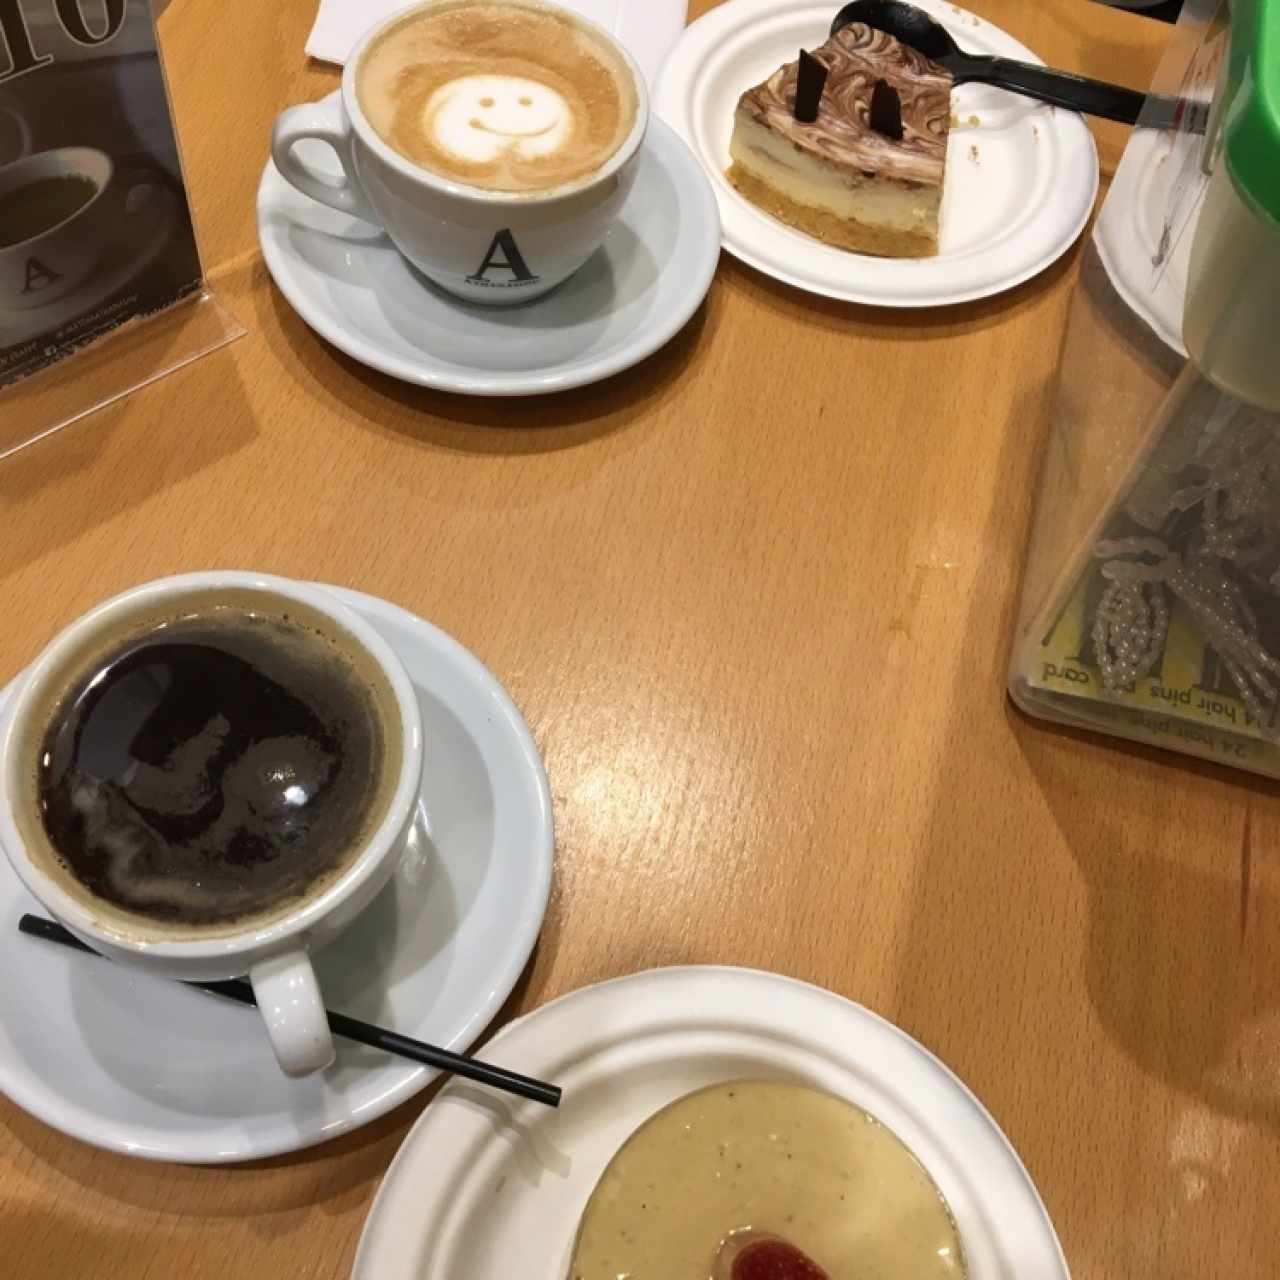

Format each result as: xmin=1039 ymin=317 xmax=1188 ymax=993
xmin=0 ymin=572 xmax=425 ymax=1078
xmin=0 ymin=147 xmax=117 ymax=311
xmin=270 ymin=0 xmax=650 ymax=305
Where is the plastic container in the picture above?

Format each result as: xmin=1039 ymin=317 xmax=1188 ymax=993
xmin=1010 ymin=0 xmax=1280 ymax=776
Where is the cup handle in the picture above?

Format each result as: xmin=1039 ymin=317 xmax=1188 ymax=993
xmin=249 ymin=950 xmax=336 ymax=1078
xmin=271 ymin=101 xmax=380 ymax=223
xmin=0 ymin=107 xmax=31 ymax=163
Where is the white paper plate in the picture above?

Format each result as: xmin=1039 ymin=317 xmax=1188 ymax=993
xmin=354 ymin=967 xmax=1069 ymax=1279
xmin=0 ymin=585 xmax=553 ymax=1163
xmin=654 ymin=0 xmax=1099 ymax=306
xmin=1095 ymin=127 xmax=1193 ymax=353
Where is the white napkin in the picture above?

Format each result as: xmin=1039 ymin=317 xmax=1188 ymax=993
xmin=307 ymin=0 xmax=620 ymax=66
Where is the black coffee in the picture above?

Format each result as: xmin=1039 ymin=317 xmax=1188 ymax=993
xmin=35 ymin=608 xmax=389 ymax=928
xmin=0 ymin=173 xmax=98 ymax=247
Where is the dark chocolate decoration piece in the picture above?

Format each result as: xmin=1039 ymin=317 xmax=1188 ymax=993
xmin=869 ymin=77 xmax=904 ymax=140
xmin=793 ymin=48 xmax=829 ymax=123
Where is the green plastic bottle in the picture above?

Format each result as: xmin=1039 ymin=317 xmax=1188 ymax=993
xmin=1184 ymin=0 xmax=1280 ymax=408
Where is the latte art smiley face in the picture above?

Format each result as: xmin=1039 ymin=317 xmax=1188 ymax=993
xmin=355 ymin=1 xmax=639 ymax=194
xmin=426 ymin=75 xmax=572 ymax=164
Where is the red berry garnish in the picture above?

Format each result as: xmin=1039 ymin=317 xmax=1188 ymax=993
xmin=731 ymin=1237 xmax=830 ymax=1280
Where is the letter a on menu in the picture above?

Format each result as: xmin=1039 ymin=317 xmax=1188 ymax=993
xmin=22 ymin=256 xmax=61 ymax=294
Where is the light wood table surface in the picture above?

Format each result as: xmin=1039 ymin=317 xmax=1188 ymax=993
xmin=4 ymin=2 xmax=1275 ymax=1278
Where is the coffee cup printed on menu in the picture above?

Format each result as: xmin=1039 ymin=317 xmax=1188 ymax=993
xmin=271 ymin=0 xmax=650 ymax=306
xmin=0 ymin=572 xmax=425 ymax=1078
xmin=0 ymin=147 xmax=116 ymax=311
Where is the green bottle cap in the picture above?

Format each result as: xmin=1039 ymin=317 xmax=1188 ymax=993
xmin=1222 ymin=0 xmax=1280 ymax=225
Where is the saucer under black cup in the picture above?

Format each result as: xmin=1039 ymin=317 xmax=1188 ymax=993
xmin=0 ymin=585 xmax=553 ymax=1162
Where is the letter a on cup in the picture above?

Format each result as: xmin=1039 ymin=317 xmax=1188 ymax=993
xmin=22 ymin=256 xmax=63 ymax=294
xmin=467 ymin=229 xmax=538 ymax=284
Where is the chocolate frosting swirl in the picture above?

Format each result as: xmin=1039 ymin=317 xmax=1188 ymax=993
xmin=737 ymin=24 xmax=952 ymax=187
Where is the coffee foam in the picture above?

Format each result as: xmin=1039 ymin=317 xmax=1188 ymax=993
xmin=356 ymin=1 xmax=638 ymax=194
xmin=11 ymin=588 xmax=405 ymax=942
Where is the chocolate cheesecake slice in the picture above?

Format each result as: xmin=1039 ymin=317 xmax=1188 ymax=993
xmin=728 ymin=23 xmax=953 ymax=258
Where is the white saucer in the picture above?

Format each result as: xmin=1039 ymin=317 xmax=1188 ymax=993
xmin=0 ymin=585 xmax=553 ymax=1163
xmin=1095 ymin=127 xmax=1196 ymax=354
xmin=257 ymin=107 xmax=721 ymax=396
xmin=354 ymin=967 xmax=1068 ymax=1280
xmin=654 ymin=0 xmax=1099 ymax=307
xmin=0 ymin=183 xmax=179 ymax=347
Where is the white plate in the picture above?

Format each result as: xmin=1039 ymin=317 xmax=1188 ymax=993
xmin=354 ymin=967 xmax=1069 ymax=1280
xmin=0 ymin=584 xmax=553 ymax=1163
xmin=257 ymin=105 xmax=720 ymax=396
xmin=654 ymin=0 xmax=1099 ymax=307
xmin=1095 ymin=127 xmax=1193 ymax=354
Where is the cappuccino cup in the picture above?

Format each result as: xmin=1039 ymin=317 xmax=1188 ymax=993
xmin=271 ymin=0 xmax=650 ymax=305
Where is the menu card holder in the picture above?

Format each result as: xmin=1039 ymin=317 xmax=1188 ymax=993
xmin=0 ymin=0 xmax=243 ymax=458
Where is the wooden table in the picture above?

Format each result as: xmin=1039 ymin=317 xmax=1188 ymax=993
xmin=6 ymin=3 xmax=1275 ymax=1278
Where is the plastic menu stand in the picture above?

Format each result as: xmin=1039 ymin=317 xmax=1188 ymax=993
xmin=0 ymin=0 xmax=242 ymax=458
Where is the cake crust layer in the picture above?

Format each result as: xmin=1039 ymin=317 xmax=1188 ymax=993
xmin=728 ymin=162 xmax=937 ymax=258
